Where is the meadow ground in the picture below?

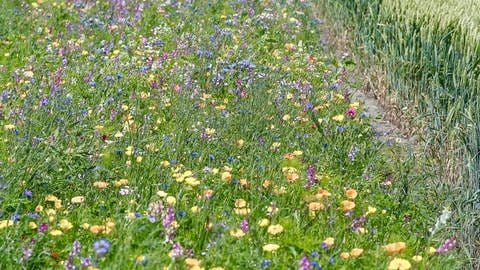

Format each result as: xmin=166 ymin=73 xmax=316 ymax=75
xmin=0 ymin=1 xmax=466 ymax=269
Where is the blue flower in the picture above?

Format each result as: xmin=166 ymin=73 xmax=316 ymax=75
xmin=261 ymin=259 xmax=271 ymax=268
xmin=92 ymin=239 xmax=111 ymax=257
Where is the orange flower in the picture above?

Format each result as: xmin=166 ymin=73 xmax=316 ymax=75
xmin=340 ymin=200 xmax=356 ymax=211
xmin=308 ymin=202 xmax=324 ymax=211
xmin=286 ymin=171 xmax=299 ymax=182
xmin=383 ymin=242 xmax=406 ymax=254
xmin=350 ymin=248 xmax=363 ymax=257
xmin=345 ymin=188 xmax=358 ymax=199
xmin=316 ymin=188 xmax=331 ymax=199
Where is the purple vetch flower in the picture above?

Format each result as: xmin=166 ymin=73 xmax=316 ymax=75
xmin=298 ymin=255 xmax=313 ymax=270
xmin=92 ymin=239 xmax=110 ymax=257
xmin=69 ymin=240 xmax=81 ymax=257
xmin=304 ymin=165 xmax=316 ymax=188
xmin=19 ymin=238 xmax=35 ymax=263
xmin=80 ymin=256 xmax=92 ymax=267
xmin=348 ymin=145 xmax=358 ymax=161
xmin=240 ymin=218 xmax=249 ymax=233
xmin=171 ymin=242 xmax=183 ymax=257
xmin=162 ymin=207 xmax=175 ymax=228
xmin=437 ymin=237 xmax=456 ymax=253
xmin=350 ymin=215 xmax=367 ymax=231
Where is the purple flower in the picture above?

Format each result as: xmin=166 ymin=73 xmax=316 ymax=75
xmin=38 ymin=222 xmax=48 ymax=233
xmin=240 ymin=218 xmax=249 ymax=233
xmin=10 ymin=213 xmax=20 ymax=221
xmin=304 ymin=165 xmax=316 ymax=188
xmin=92 ymin=239 xmax=111 ymax=257
xmin=80 ymin=256 xmax=92 ymax=267
xmin=162 ymin=207 xmax=175 ymax=228
xmin=298 ymin=255 xmax=313 ymax=270
xmin=437 ymin=237 xmax=456 ymax=253
xmin=171 ymin=242 xmax=183 ymax=257
xmin=348 ymin=145 xmax=358 ymax=161
xmin=346 ymin=107 xmax=357 ymax=117
xmin=22 ymin=189 xmax=33 ymax=197
xmin=351 ymin=215 xmax=367 ymax=231
xmin=69 ymin=240 xmax=81 ymax=257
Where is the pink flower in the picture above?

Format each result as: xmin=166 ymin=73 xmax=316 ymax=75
xmin=346 ymin=107 xmax=357 ymax=117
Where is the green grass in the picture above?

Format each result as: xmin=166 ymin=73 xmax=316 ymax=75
xmin=0 ymin=0 xmax=467 ymax=269
xmin=317 ymin=0 xmax=480 ymax=267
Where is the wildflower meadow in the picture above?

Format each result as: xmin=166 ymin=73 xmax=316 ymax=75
xmin=0 ymin=1 xmax=468 ymax=269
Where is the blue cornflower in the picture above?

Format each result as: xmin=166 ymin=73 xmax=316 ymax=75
xmin=92 ymin=239 xmax=111 ymax=257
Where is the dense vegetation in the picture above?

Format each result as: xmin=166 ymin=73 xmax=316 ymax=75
xmin=0 ymin=0 xmax=468 ymax=269
xmin=318 ymin=0 xmax=479 ymax=267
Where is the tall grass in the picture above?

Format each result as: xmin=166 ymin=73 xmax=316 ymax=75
xmin=317 ymin=0 xmax=480 ymax=265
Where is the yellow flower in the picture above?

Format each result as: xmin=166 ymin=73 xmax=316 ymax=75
xmin=114 ymin=179 xmax=129 ymax=187
xmin=81 ymin=223 xmax=90 ymax=230
xmin=387 ymin=258 xmax=412 ymax=270
xmin=93 ymin=181 xmax=109 ymax=189
xmin=340 ymin=252 xmax=350 ymax=259
xmin=345 ymin=188 xmax=358 ymax=199
xmin=427 ymin=246 xmax=437 ymax=255
xmin=267 ymin=224 xmax=284 ymax=235
xmin=282 ymin=114 xmax=291 ymax=121
xmin=340 ymin=200 xmax=356 ymax=211
xmin=59 ymin=219 xmax=73 ymax=231
xmin=4 ymin=124 xmax=16 ymax=130
xmin=367 ymin=206 xmax=377 ymax=215
xmin=332 ymin=114 xmax=344 ymax=122
xmin=29 ymin=222 xmax=37 ymax=229
xmin=230 ymin=228 xmax=245 ymax=238
xmin=71 ymin=196 xmax=85 ymax=204
xmin=258 ymin=219 xmax=270 ymax=227
xmin=166 ymin=196 xmax=176 ymax=205
xmin=323 ymin=237 xmax=335 ymax=247
xmin=271 ymin=142 xmax=281 ymax=148
xmin=0 ymin=220 xmax=14 ymax=229
xmin=157 ymin=190 xmax=168 ymax=197
xmin=236 ymin=139 xmax=244 ymax=146
xmin=136 ymin=255 xmax=146 ymax=264
xmin=262 ymin=244 xmax=280 ymax=252
xmin=412 ymin=255 xmax=423 ymax=262
xmin=205 ymin=128 xmax=215 ymax=135
xmin=221 ymin=171 xmax=232 ymax=182
xmin=185 ymin=177 xmax=200 ymax=186
xmin=45 ymin=194 xmax=60 ymax=202
xmin=350 ymin=248 xmax=363 ymax=257
xmin=383 ymin=242 xmax=406 ymax=254
xmin=191 ymin=206 xmax=200 ymax=213
xmin=160 ymin=160 xmax=170 ymax=167
xmin=235 ymin=199 xmax=247 ymax=208
xmin=50 ymin=229 xmax=63 ymax=236
xmin=185 ymin=258 xmax=201 ymax=268
xmin=35 ymin=205 xmax=44 ymax=212
xmin=234 ymin=208 xmax=250 ymax=215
